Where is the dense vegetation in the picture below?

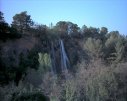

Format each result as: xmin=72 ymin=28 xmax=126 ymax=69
xmin=0 ymin=11 xmax=127 ymax=101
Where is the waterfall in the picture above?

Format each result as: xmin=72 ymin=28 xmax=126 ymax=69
xmin=50 ymin=39 xmax=70 ymax=74
xmin=60 ymin=39 xmax=70 ymax=72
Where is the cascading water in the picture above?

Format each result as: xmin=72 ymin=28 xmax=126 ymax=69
xmin=50 ymin=39 xmax=70 ymax=74
xmin=60 ymin=39 xmax=70 ymax=72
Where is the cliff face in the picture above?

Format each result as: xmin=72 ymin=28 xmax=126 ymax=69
xmin=48 ymin=36 xmax=89 ymax=74
xmin=0 ymin=34 xmax=87 ymax=73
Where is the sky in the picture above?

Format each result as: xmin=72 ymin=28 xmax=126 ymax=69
xmin=0 ymin=0 xmax=127 ymax=35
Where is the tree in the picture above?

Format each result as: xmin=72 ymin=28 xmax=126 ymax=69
xmin=12 ymin=11 xmax=33 ymax=33
xmin=0 ymin=11 xmax=8 ymax=33
xmin=104 ymin=31 xmax=125 ymax=62
xmin=30 ymin=23 xmax=47 ymax=37
xmin=115 ymin=40 xmax=125 ymax=62
xmin=62 ymin=78 xmax=77 ymax=101
xmin=81 ymin=25 xmax=100 ymax=38
xmin=100 ymin=27 xmax=108 ymax=35
xmin=81 ymin=25 xmax=88 ymax=34
xmin=55 ymin=21 xmax=79 ymax=37
xmin=0 ymin=11 xmax=21 ymax=40
xmin=84 ymin=38 xmax=103 ymax=58
xmin=56 ymin=21 xmax=68 ymax=33
xmin=89 ymin=27 xmax=99 ymax=34
xmin=85 ymin=65 xmax=118 ymax=101
xmin=0 ymin=11 xmax=4 ymax=22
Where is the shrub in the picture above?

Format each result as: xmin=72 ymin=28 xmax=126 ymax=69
xmin=38 ymin=53 xmax=51 ymax=73
xmin=85 ymin=67 xmax=118 ymax=101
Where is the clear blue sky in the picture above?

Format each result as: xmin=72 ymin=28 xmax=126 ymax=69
xmin=0 ymin=0 xmax=127 ymax=35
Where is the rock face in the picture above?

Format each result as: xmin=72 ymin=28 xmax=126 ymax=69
xmin=49 ymin=36 xmax=88 ymax=75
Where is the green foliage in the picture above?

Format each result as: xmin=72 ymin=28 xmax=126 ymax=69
xmin=81 ymin=26 xmax=100 ymax=38
xmin=1 ymin=11 xmax=127 ymax=101
xmin=0 ymin=11 xmax=4 ymax=22
xmin=63 ymin=79 xmax=77 ymax=101
xmin=55 ymin=21 xmax=80 ymax=37
xmin=18 ymin=53 xmax=28 ymax=72
xmin=56 ymin=21 xmax=68 ymax=34
xmin=114 ymin=40 xmax=125 ymax=62
xmin=47 ymin=27 xmax=60 ymax=41
xmin=75 ymin=60 xmax=127 ymax=101
xmin=86 ymin=68 xmax=118 ymax=101
xmin=105 ymin=31 xmax=119 ymax=47
xmin=28 ymin=24 xmax=48 ymax=38
xmin=0 ymin=81 xmax=49 ymax=101
xmin=0 ymin=25 xmax=21 ymax=41
xmin=11 ymin=91 xmax=49 ymax=101
xmin=27 ymin=49 xmax=39 ymax=69
xmin=114 ymin=63 xmax=127 ymax=101
xmin=84 ymin=38 xmax=103 ymax=58
xmin=19 ymin=47 xmax=39 ymax=70
xmin=105 ymin=32 xmax=125 ymax=62
xmin=12 ymin=11 xmax=33 ymax=33
xmin=0 ymin=47 xmax=39 ymax=85
xmin=100 ymin=27 xmax=108 ymax=35
xmin=0 ymin=11 xmax=21 ymax=41
xmin=38 ymin=53 xmax=51 ymax=73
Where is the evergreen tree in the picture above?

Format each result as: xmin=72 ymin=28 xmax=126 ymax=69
xmin=12 ymin=11 xmax=33 ymax=33
xmin=0 ymin=11 xmax=4 ymax=22
xmin=84 ymin=38 xmax=103 ymax=58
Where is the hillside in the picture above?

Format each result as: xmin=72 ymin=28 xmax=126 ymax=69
xmin=0 ymin=11 xmax=127 ymax=101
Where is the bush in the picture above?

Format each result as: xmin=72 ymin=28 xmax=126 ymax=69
xmin=85 ymin=67 xmax=118 ymax=101
xmin=38 ymin=53 xmax=51 ymax=73
xmin=0 ymin=81 xmax=49 ymax=101
xmin=11 ymin=91 xmax=49 ymax=101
